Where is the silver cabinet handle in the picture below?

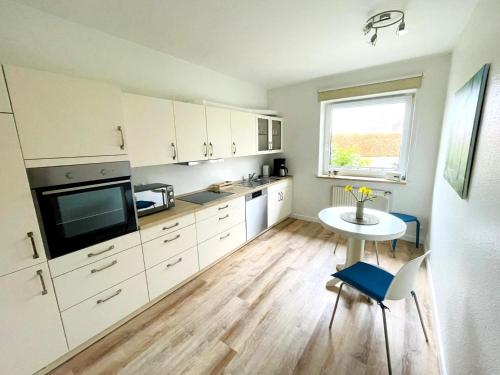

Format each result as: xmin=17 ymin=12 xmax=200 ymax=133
xmin=36 ymin=269 xmax=48 ymax=295
xmin=164 ymin=234 xmax=181 ymax=243
xmin=209 ymin=142 xmax=214 ymax=157
xmin=220 ymin=233 xmax=231 ymax=240
xmin=171 ymin=142 xmax=177 ymax=160
xmin=166 ymin=257 xmax=182 ymax=268
xmin=163 ymin=222 xmax=179 ymax=231
xmin=218 ymin=214 xmax=229 ymax=221
xmin=27 ymin=232 xmax=39 ymax=259
xmin=88 ymin=245 xmax=115 ymax=258
xmin=97 ymin=289 xmax=122 ymax=304
xmin=117 ymin=126 xmax=125 ymax=150
xmin=203 ymin=142 xmax=208 ymax=157
xmin=218 ymin=204 xmax=229 ymax=211
xmin=91 ymin=260 xmax=118 ymax=274
xmin=232 ymin=141 xmax=236 ymax=155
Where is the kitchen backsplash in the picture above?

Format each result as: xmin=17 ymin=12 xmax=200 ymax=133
xmin=132 ymin=155 xmax=273 ymax=195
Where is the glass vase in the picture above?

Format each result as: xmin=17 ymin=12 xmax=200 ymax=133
xmin=356 ymin=201 xmax=364 ymax=220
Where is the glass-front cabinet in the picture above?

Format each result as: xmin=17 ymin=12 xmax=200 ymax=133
xmin=257 ymin=115 xmax=283 ymax=153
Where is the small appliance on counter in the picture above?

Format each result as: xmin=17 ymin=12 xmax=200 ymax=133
xmin=134 ymin=183 xmax=175 ymax=217
xmin=262 ymin=165 xmax=270 ymax=178
xmin=273 ymin=158 xmax=288 ymax=177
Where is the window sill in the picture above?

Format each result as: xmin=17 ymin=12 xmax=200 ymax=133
xmin=316 ymin=174 xmax=407 ymax=185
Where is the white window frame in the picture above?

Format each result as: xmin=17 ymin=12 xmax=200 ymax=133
xmin=319 ymin=90 xmax=416 ymax=178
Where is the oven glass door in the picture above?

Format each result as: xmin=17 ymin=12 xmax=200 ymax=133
xmin=37 ymin=179 xmax=137 ymax=259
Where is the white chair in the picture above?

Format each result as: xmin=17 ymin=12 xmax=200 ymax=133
xmin=328 ymin=250 xmax=431 ymax=375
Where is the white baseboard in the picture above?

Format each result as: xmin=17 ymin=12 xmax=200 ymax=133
xmin=426 ymin=255 xmax=447 ymax=375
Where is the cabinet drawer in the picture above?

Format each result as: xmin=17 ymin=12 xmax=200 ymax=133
xmin=140 ymin=213 xmax=195 ymax=243
xmin=195 ymin=196 xmax=245 ymax=222
xmin=62 ymin=272 xmax=149 ymax=350
xmin=197 ymin=207 xmax=245 ymax=243
xmin=146 ymin=246 xmax=199 ymax=300
xmin=268 ymin=179 xmax=291 ymax=194
xmin=142 ymin=224 xmax=197 ymax=269
xmin=198 ymin=222 xmax=246 ymax=269
xmin=49 ymin=232 xmax=141 ymax=277
xmin=53 ymin=245 xmax=144 ymax=311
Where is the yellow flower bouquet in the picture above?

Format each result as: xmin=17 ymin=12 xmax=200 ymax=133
xmin=344 ymin=185 xmax=376 ymax=220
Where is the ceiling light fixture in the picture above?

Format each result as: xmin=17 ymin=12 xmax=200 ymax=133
xmin=363 ymin=10 xmax=407 ymax=46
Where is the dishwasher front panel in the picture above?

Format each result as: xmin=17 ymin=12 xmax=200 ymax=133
xmin=245 ymin=189 xmax=268 ymax=240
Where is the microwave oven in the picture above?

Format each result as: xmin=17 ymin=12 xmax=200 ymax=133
xmin=134 ymin=183 xmax=175 ymax=217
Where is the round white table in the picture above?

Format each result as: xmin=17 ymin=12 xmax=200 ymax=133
xmin=318 ymin=206 xmax=407 ymax=288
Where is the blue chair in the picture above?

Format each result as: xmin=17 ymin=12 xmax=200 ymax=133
xmin=328 ymin=251 xmax=431 ymax=375
xmin=390 ymin=212 xmax=420 ymax=253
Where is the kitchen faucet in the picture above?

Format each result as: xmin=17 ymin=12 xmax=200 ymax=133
xmin=248 ymin=173 xmax=256 ymax=181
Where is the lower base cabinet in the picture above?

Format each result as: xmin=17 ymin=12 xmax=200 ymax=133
xmin=146 ymin=246 xmax=200 ymax=300
xmin=0 ymin=263 xmax=68 ymax=375
xmin=61 ymin=272 xmax=149 ymax=350
xmin=198 ymin=222 xmax=246 ymax=269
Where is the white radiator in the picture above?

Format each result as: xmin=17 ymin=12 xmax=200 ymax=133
xmin=331 ymin=185 xmax=392 ymax=212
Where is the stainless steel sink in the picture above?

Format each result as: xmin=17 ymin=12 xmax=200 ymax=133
xmin=238 ymin=177 xmax=281 ymax=188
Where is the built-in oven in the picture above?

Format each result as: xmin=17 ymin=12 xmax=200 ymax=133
xmin=28 ymin=162 xmax=138 ymax=260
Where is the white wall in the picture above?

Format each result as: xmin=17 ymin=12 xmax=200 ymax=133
xmin=0 ymin=0 xmax=269 ymax=192
xmin=429 ymin=1 xmax=500 ymax=374
xmin=268 ymin=54 xmax=451 ymax=242
xmin=132 ymin=155 xmax=272 ymax=195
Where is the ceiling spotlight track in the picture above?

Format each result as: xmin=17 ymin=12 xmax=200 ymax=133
xmin=364 ymin=10 xmax=407 ymax=46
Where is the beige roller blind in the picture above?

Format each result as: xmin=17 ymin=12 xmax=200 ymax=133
xmin=318 ymin=75 xmax=423 ymax=102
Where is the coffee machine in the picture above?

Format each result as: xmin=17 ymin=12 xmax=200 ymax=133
xmin=273 ymin=158 xmax=288 ymax=177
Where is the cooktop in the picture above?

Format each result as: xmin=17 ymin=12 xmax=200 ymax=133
xmin=178 ymin=190 xmax=234 ymax=205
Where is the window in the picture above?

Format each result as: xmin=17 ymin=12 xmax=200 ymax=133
xmin=321 ymin=92 xmax=415 ymax=178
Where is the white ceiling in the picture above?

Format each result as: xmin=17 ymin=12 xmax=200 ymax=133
xmin=14 ymin=0 xmax=478 ymax=88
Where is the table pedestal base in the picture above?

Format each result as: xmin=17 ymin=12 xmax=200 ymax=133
xmin=327 ymin=237 xmax=366 ymax=288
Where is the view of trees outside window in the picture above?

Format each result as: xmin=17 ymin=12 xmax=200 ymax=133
xmin=329 ymin=98 xmax=407 ymax=170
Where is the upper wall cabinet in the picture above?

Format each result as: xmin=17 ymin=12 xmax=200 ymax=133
xmin=0 ymin=114 xmax=47 ymax=277
xmin=173 ymin=101 xmax=208 ymax=162
xmin=0 ymin=68 xmax=12 ymax=113
xmin=206 ymin=106 xmax=232 ymax=159
xmin=257 ymin=115 xmax=283 ymax=154
xmin=230 ymin=110 xmax=256 ymax=157
xmin=4 ymin=66 xmax=126 ymax=160
xmin=122 ymin=93 xmax=177 ymax=167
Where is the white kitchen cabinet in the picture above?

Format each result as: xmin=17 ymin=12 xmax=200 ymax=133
xmin=257 ymin=115 xmax=283 ymax=154
xmin=198 ymin=222 xmax=246 ymax=269
xmin=230 ymin=110 xmax=256 ymax=157
xmin=173 ymin=101 xmax=208 ymax=162
xmin=206 ymin=106 xmax=232 ymax=159
xmin=0 ymin=68 xmax=12 ymax=113
xmin=122 ymin=93 xmax=178 ymax=167
xmin=4 ymin=65 xmax=126 ymax=160
xmin=0 ymin=263 xmax=68 ymax=375
xmin=61 ymin=272 xmax=149 ymax=350
xmin=0 ymin=114 xmax=47 ymax=277
xmin=146 ymin=246 xmax=199 ymax=300
xmin=140 ymin=213 xmax=195 ymax=243
xmin=268 ymin=180 xmax=293 ymax=227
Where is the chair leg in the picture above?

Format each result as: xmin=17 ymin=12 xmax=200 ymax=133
xmin=391 ymin=240 xmax=396 ymax=258
xmin=415 ymin=220 xmax=421 ymax=248
xmin=411 ymin=291 xmax=429 ymax=342
xmin=329 ymin=282 xmax=345 ymax=329
xmin=333 ymin=238 xmax=339 ymax=255
xmin=374 ymin=241 xmax=380 ymax=265
xmin=379 ymin=302 xmax=392 ymax=375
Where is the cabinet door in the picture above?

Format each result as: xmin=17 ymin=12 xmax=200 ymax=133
xmin=123 ymin=93 xmax=177 ymax=167
xmin=278 ymin=186 xmax=293 ymax=221
xmin=230 ymin=110 xmax=256 ymax=157
xmin=4 ymin=65 xmax=125 ymax=159
xmin=267 ymin=187 xmax=282 ymax=227
xmin=257 ymin=116 xmax=270 ymax=153
xmin=173 ymin=101 xmax=208 ymax=162
xmin=0 ymin=68 xmax=12 ymax=113
xmin=0 ymin=114 xmax=47 ymax=276
xmin=271 ymin=118 xmax=283 ymax=152
xmin=206 ymin=106 xmax=232 ymax=159
xmin=0 ymin=264 xmax=68 ymax=375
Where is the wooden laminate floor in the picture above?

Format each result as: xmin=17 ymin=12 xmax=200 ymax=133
xmin=50 ymin=219 xmax=439 ymax=375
